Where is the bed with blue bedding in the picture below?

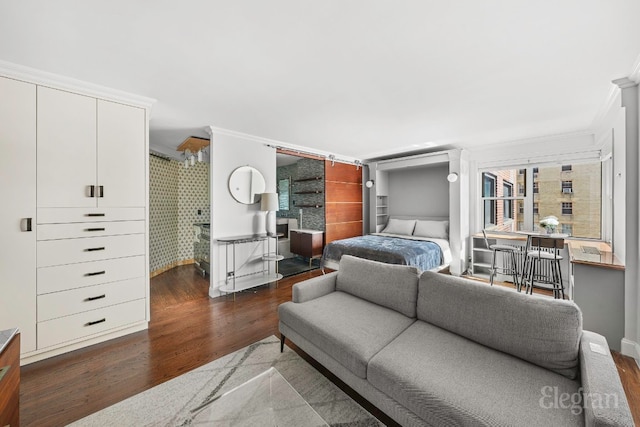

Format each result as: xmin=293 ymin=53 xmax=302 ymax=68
xmin=321 ymin=232 xmax=451 ymax=272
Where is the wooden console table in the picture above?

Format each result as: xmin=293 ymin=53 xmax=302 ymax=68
xmin=217 ymin=234 xmax=283 ymax=298
xmin=0 ymin=328 xmax=20 ymax=427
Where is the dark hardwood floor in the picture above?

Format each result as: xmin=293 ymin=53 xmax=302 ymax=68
xmin=19 ymin=265 xmax=640 ymax=426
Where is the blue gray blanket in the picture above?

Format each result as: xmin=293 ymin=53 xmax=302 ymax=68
xmin=322 ymin=234 xmax=443 ymax=272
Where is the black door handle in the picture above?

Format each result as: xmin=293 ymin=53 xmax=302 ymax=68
xmin=21 ymin=218 xmax=33 ymax=232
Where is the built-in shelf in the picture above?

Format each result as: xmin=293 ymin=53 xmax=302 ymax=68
xmin=295 ymin=204 xmax=323 ymax=208
xmin=294 ymin=190 xmax=323 ymax=194
xmin=293 ymin=176 xmax=322 ymax=182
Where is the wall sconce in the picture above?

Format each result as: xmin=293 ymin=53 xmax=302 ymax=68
xmin=365 ymin=180 xmax=375 ymax=188
xmin=177 ymin=136 xmax=210 ymax=169
xmin=447 ymin=173 xmax=458 ymax=183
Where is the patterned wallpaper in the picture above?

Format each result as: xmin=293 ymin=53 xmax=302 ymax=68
xmin=149 ymin=155 xmax=210 ymax=274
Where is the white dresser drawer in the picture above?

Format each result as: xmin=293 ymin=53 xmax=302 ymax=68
xmin=37 ymin=234 xmax=145 ymax=267
xmin=37 ymin=277 xmax=146 ymax=321
xmin=37 ymin=207 xmax=145 ymax=224
xmin=37 ymin=255 xmax=145 ymax=294
xmin=37 ymin=298 xmax=146 ymax=349
xmin=38 ymin=220 xmax=145 ymax=241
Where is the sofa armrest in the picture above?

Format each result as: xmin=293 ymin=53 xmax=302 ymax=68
xmin=579 ymin=331 xmax=634 ymax=427
xmin=292 ymin=272 xmax=337 ymax=303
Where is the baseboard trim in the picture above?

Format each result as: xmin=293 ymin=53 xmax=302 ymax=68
xmin=20 ymin=321 xmax=148 ymax=365
xmin=621 ymin=338 xmax=640 ymax=360
xmin=150 ymin=259 xmax=195 ymax=278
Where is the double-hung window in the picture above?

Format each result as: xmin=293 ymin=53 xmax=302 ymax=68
xmin=481 ymin=171 xmax=518 ymax=231
xmin=479 ymin=161 xmax=602 ymax=238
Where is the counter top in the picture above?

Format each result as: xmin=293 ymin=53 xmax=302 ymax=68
xmin=290 ymin=229 xmax=324 ymax=234
xmin=0 ymin=328 xmax=18 ymax=354
xmin=566 ymin=240 xmax=625 ymax=271
xmin=474 ymin=232 xmax=625 ymax=271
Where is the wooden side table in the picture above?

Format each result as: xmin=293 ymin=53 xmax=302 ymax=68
xmin=0 ymin=328 xmax=20 ymax=427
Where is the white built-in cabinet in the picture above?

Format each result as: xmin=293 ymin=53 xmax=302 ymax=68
xmin=0 ymin=77 xmax=37 ymax=353
xmin=37 ymin=87 xmax=146 ymax=208
xmin=0 ymin=71 xmax=152 ymax=364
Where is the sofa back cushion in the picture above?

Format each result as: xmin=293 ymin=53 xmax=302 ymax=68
xmin=336 ymin=255 xmax=419 ymax=318
xmin=418 ymin=272 xmax=582 ymax=379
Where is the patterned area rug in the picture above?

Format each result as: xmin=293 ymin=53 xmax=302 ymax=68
xmin=70 ymin=336 xmax=382 ymax=427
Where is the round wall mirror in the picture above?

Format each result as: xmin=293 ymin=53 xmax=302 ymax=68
xmin=228 ymin=166 xmax=266 ymax=204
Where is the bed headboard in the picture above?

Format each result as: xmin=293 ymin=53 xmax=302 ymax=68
xmin=389 ymin=215 xmax=449 ymax=222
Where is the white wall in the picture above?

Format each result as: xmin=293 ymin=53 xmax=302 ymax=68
xmin=610 ymin=78 xmax=640 ymax=360
xmin=387 ymin=164 xmax=449 ymax=218
xmin=207 ymin=127 xmax=277 ymax=297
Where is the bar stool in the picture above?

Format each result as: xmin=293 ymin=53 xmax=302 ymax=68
xmin=522 ymin=236 xmax=565 ymax=299
xmin=482 ymin=230 xmax=520 ymax=288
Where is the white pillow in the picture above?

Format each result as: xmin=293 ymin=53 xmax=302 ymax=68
xmin=382 ymin=219 xmax=416 ymax=235
xmin=413 ymin=220 xmax=449 ymax=239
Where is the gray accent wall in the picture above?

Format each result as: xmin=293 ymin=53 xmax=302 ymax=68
xmin=388 ymin=164 xmax=449 ymax=218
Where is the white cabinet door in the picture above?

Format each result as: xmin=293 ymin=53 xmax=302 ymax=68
xmin=37 ymin=86 xmax=97 ymax=208
xmin=97 ymin=100 xmax=146 ymax=207
xmin=0 ymin=76 xmax=37 ymax=352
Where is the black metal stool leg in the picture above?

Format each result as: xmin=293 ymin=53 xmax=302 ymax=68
xmin=489 ymin=249 xmax=497 ymax=286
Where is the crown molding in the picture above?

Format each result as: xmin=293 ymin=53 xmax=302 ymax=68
xmin=0 ymin=60 xmax=156 ymax=110
xmin=205 ymin=125 xmax=361 ymax=164
xmin=612 ymin=77 xmax=639 ymax=89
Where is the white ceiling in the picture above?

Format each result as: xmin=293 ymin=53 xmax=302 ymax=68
xmin=1 ymin=1 xmax=639 ymax=160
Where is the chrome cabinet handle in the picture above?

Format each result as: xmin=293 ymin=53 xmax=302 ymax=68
xmin=85 ymin=318 xmax=106 ymax=326
xmin=21 ymin=218 xmax=33 ymax=232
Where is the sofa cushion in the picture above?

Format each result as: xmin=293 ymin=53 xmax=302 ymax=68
xmin=278 ymin=291 xmax=415 ymax=378
xmin=418 ymin=272 xmax=582 ymax=379
xmin=368 ymin=321 xmax=583 ymax=426
xmin=336 ymin=255 xmax=419 ymax=318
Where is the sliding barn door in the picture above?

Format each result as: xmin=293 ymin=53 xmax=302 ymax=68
xmin=325 ymin=161 xmax=363 ymax=244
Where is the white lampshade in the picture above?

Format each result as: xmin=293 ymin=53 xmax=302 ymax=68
xmin=260 ymin=193 xmax=279 ymax=212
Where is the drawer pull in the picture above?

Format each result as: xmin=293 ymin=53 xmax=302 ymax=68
xmin=85 ymin=294 xmax=106 ymax=302
xmin=89 ymin=185 xmax=96 ymax=198
xmin=85 ymin=228 xmax=106 ymax=232
xmin=86 ymin=213 xmax=106 ymax=217
xmin=99 ymin=185 xmax=104 ymax=198
xmin=85 ymin=318 xmax=106 ymax=327
xmin=85 ymin=271 xmax=106 ymax=277
xmin=85 ymin=247 xmax=106 ymax=252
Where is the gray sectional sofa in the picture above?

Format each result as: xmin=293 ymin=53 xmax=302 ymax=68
xmin=278 ymin=255 xmax=634 ymax=426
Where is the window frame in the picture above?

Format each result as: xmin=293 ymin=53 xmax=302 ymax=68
xmin=476 ymin=155 xmax=606 ymax=241
xmin=482 ymin=173 xmax=497 ymax=227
